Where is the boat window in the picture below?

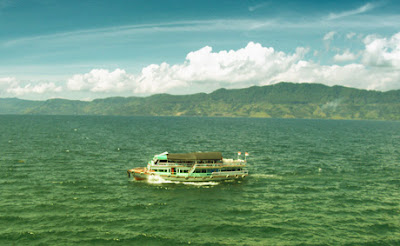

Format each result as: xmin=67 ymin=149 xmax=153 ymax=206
xmin=156 ymin=169 xmax=169 ymax=172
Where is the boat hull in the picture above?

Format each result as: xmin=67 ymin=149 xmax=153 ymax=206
xmin=127 ymin=167 xmax=148 ymax=181
xmin=128 ymin=168 xmax=248 ymax=182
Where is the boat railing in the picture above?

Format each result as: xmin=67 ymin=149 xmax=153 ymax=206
xmin=151 ymin=162 xmax=247 ymax=168
xmin=188 ymin=164 xmax=197 ymax=174
xmin=196 ymin=163 xmax=247 ymax=167
xmin=194 ymin=163 xmax=221 ymax=167
xmin=153 ymin=162 xmax=192 ymax=167
xmin=212 ymin=170 xmax=249 ymax=176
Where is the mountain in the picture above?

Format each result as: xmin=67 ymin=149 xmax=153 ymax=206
xmin=1 ymin=82 xmax=400 ymax=120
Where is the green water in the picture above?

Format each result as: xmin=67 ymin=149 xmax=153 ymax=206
xmin=1 ymin=115 xmax=400 ymax=245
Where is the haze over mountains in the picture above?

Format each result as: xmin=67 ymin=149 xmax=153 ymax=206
xmin=1 ymin=82 xmax=399 ymax=120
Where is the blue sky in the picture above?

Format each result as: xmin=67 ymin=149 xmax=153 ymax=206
xmin=0 ymin=0 xmax=400 ymax=100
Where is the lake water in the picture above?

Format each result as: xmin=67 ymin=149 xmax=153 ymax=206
xmin=1 ymin=115 xmax=399 ymax=245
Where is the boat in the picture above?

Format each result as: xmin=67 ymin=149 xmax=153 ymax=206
xmin=127 ymin=151 xmax=249 ymax=182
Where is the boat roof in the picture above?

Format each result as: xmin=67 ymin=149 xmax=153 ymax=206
xmin=167 ymin=152 xmax=222 ymax=161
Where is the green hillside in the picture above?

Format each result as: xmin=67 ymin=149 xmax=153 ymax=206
xmin=1 ymin=82 xmax=400 ymax=120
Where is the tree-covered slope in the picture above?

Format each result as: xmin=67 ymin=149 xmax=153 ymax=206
xmin=1 ymin=82 xmax=400 ymax=120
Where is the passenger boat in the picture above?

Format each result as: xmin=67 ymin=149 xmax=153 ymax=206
xmin=127 ymin=152 xmax=249 ymax=182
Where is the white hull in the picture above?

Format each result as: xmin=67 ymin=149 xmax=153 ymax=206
xmin=128 ymin=169 xmax=248 ymax=182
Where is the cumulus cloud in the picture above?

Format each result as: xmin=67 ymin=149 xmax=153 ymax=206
xmin=1 ymin=77 xmax=63 ymax=97
xmin=0 ymin=78 xmax=62 ymax=98
xmin=66 ymin=42 xmax=309 ymax=94
xmin=268 ymin=62 xmax=368 ymax=88
xmin=269 ymin=60 xmax=400 ymax=91
xmin=62 ymin=37 xmax=400 ymax=95
xmin=362 ymin=33 xmax=400 ymax=67
xmin=0 ymin=77 xmax=17 ymax=89
xmin=135 ymin=63 xmax=188 ymax=93
xmin=174 ymin=42 xmax=308 ymax=85
xmin=4 ymin=33 xmax=400 ymax=99
xmin=67 ymin=68 xmax=135 ymax=92
xmin=7 ymin=82 xmax=62 ymax=96
xmin=333 ymin=50 xmax=358 ymax=62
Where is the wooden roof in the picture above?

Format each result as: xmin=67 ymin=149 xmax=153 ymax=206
xmin=167 ymin=152 xmax=222 ymax=161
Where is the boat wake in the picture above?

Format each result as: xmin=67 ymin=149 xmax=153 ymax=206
xmin=181 ymin=181 xmax=219 ymax=186
xmin=251 ymin=174 xmax=281 ymax=179
xmin=147 ymin=175 xmax=172 ymax=184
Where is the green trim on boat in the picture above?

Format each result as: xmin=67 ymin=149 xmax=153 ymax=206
xmin=155 ymin=154 xmax=168 ymax=160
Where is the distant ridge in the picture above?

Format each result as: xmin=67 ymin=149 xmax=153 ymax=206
xmin=1 ymin=82 xmax=400 ymax=120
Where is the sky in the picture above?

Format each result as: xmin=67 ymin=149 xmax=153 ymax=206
xmin=0 ymin=0 xmax=400 ymax=100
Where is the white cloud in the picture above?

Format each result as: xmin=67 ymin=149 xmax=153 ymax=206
xmin=9 ymin=83 xmax=62 ymax=96
xmin=175 ymin=42 xmax=307 ymax=84
xmin=135 ymin=63 xmax=188 ymax=94
xmin=334 ymin=50 xmax=358 ymax=62
xmin=140 ymin=39 xmax=400 ymax=91
xmin=139 ymin=42 xmax=308 ymax=92
xmin=346 ymin=32 xmax=356 ymax=39
xmin=323 ymin=31 xmax=336 ymax=50
xmin=0 ymin=77 xmax=17 ymax=89
xmin=1 ymin=79 xmax=62 ymax=96
xmin=323 ymin=31 xmax=336 ymax=41
xmin=327 ymin=2 xmax=377 ymax=20
xmin=248 ymin=2 xmax=269 ymax=12
xmin=67 ymin=68 xmax=135 ymax=92
xmin=65 ymin=42 xmax=309 ymax=95
xmin=1 ymin=77 xmax=63 ymax=98
xmin=268 ymin=62 xmax=366 ymax=87
xmin=2 ymin=19 xmax=278 ymax=48
xmin=3 ymin=13 xmax=400 ymax=50
xmin=4 ymin=35 xmax=400 ymax=99
xmin=362 ymin=33 xmax=400 ymax=67
xmin=268 ymin=61 xmax=400 ymax=91
xmin=64 ymin=40 xmax=400 ymax=94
